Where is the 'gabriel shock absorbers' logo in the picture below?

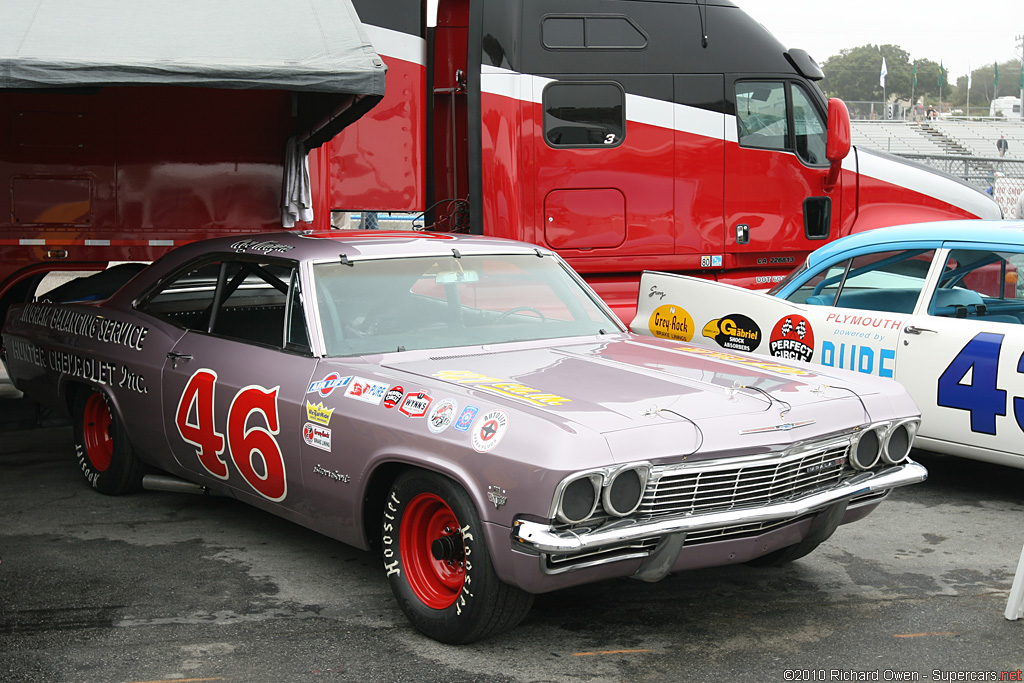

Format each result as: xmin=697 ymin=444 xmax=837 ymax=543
xmin=770 ymin=315 xmax=815 ymax=362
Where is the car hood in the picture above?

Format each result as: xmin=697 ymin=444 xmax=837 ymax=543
xmin=382 ymin=335 xmax=899 ymax=439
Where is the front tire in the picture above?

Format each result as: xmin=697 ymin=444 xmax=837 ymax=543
xmin=382 ymin=469 xmax=533 ymax=643
xmin=72 ymin=389 xmax=145 ymax=495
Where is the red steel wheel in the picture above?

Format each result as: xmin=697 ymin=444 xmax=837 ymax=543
xmin=81 ymin=392 xmax=114 ymax=472
xmin=384 ymin=469 xmax=534 ymax=643
xmin=399 ymin=492 xmax=464 ymax=609
xmin=72 ymin=389 xmax=145 ymax=495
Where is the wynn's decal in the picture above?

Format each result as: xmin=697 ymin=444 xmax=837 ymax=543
xmin=19 ymin=304 xmax=149 ymax=351
xmin=472 ymin=409 xmax=509 ymax=452
xmin=399 ymin=392 xmax=433 ymax=418
xmin=305 ymin=401 xmax=334 ymax=425
xmin=702 ymin=314 xmax=762 ymax=353
xmin=648 ymin=304 xmax=695 ymax=342
xmin=434 ymin=371 xmax=570 ymax=407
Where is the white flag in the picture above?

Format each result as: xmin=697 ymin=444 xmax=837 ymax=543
xmin=967 ymin=64 xmax=972 ymax=89
xmin=880 ymin=58 xmax=887 ymax=88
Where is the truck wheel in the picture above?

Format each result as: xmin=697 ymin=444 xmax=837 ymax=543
xmin=72 ymin=389 xmax=145 ymax=495
xmin=382 ymin=469 xmax=534 ymax=644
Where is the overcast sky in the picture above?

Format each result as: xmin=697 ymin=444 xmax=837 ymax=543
xmin=737 ymin=0 xmax=1023 ymax=81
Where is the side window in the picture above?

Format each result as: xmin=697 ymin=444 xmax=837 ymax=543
xmin=735 ymin=82 xmax=788 ymax=150
xmin=140 ymin=258 xmax=310 ymax=351
xmin=930 ymin=249 xmax=1024 ymax=323
xmin=788 ymin=249 xmax=935 ymax=315
xmin=791 ymin=84 xmax=827 ymax=166
xmin=542 ymin=15 xmax=647 ymax=50
xmin=544 ymin=82 xmax=625 ymax=148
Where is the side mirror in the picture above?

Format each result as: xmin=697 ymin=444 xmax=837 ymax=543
xmin=824 ymin=98 xmax=851 ymax=191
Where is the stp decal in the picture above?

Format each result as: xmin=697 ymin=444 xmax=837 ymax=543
xmin=308 ymin=372 xmax=352 ymax=397
xmin=345 ymin=377 xmax=389 ymax=405
xmin=454 ymin=405 xmax=479 ymax=432
xmin=427 ymin=398 xmax=459 ymax=434
xmin=648 ymin=304 xmax=694 ymax=342
xmin=305 ymin=401 xmax=334 ymax=426
xmin=303 ymin=422 xmax=332 ymax=452
xmin=702 ymin=314 xmax=762 ymax=353
xmin=399 ymin=392 xmax=433 ymax=418
xmin=383 ymin=386 xmax=404 ymax=409
xmin=472 ymin=410 xmax=509 ymax=453
xmin=770 ymin=315 xmax=815 ymax=362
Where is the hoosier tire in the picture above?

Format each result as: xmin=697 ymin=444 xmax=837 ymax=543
xmin=382 ymin=469 xmax=534 ymax=644
xmin=72 ymin=389 xmax=145 ymax=495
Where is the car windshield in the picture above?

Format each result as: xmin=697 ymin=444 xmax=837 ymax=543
xmin=311 ymin=253 xmax=620 ymax=356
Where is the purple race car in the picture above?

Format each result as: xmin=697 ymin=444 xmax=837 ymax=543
xmin=1 ymin=230 xmax=926 ymax=643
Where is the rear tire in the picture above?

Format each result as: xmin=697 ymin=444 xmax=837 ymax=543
xmin=383 ymin=469 xmax=534 ymax=643
xmin=72 ymin=389 xmax=145 ymax=495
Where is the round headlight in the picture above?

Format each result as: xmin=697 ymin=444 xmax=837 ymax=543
xmin=850 ymin=428 xmax=882 ymax=470
xmin=557 ymin=475 xmax=600 ymax=524
xmin=603 ymin=466 xmax=648 ymax=517
xmin=883 ymin=420 xmax=917 ymax=464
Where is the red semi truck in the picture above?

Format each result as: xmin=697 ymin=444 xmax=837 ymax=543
xmin=1 ymin=0 xmax=1000 ymax=321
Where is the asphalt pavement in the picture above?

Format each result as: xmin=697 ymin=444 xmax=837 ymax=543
xmin=1 ymin=380 xmax=1023 ymax=683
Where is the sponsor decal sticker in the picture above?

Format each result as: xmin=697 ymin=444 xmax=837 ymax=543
xmin=702 ymin=313 xmax=762 ymax=353
xmin=305 ymin=401 xmax=334 ymax=426
xmin=383 ymin=386 xmax=404 ymax=409
xmin=433 ymin=371 xmax=571 ymax=407
xmin=399 ymin=392 xmax=433 ymax=418
xmin=303 ymin=422 xmax=332 ymax=452
xmin=472 ymin=409 xmax=509 ymax=453
xmin=454 ymin=405 xmax=479 ymax=432
xmin=230 ymin=238 xmax=294 ymax=254
xmin=648 ymin=304 xmax=695 ymax=342
xmin=473 ymin=409 xmax=509 ymax=450
xmin=676 ymin=344 xmax=811 ymax=376
xmin=345 ymin=377 xmax=390 ymax=405
xmin=769 ymin=315 xmax=816 ymax=362
xmin=307 ymin=372 xmax=352 ymax=397
xmin=427 ymin=398 xmax=459 ymax=433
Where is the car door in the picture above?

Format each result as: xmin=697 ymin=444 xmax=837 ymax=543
xmin=140 ymin=256 xmax=318 ymax=510
xmin=724 ymin=80 xmax=839 ymax=264
xmin=894 ymin=245 xmax=1024 ymax=462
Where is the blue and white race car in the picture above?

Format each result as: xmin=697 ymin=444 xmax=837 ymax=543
xmin=633 ymin=220 xmax=1024 ymax=469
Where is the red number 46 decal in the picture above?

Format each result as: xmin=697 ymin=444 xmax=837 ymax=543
xmin=175 ymin=369 xmax=287 ymax=502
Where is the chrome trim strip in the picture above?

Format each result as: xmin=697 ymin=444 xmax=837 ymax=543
xmin=511 ymin=462 xmax=927 ymax=555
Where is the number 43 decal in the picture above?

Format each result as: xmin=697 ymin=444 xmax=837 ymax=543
xmin=175 ymin=369 xmax=287 ymax=502
xmin=935 ymin=332 xmax=1024 ymax=436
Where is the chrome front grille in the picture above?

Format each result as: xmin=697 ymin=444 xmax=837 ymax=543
xmin=640 ymin=442 xmax=851 ymax=518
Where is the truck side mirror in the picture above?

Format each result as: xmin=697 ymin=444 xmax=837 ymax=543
xmin=824 ymin=98 xmax=851 ymax=191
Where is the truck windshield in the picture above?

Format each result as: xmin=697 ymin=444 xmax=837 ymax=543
xmin=311 ymin=254 xmax=620 ymax=356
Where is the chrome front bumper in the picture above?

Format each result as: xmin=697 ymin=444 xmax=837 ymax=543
xmin=511 ymin=461 xmax=927 ymax=555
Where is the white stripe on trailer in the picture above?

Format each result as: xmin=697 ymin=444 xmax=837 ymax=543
xmin=363 ymin=24 xmax=426 ymax=67
xmin=85 ymin=239 xmax=110 ymax=246
xmin=19 ymin=239 xmax=45 ymax=245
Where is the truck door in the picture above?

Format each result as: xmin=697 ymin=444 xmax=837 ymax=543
xmin=534 ymin=75 xmax=674 ymax=260
xmin=724 ymin=79 xmax=840 ymax=267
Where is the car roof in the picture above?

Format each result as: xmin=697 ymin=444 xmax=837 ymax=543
xmin=169 ymin=230 xmax=552 ymax=265
xmin=805 ymin=220 xmax=1024 ymax=270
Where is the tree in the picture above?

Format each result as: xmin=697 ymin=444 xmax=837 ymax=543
xmin=819 ymin=45 xmax=912 ymax=101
